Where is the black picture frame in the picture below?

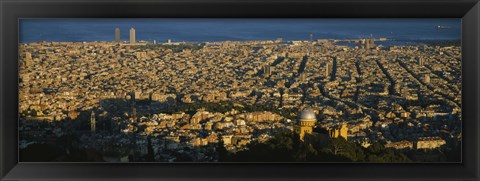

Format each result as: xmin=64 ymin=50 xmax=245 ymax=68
xmin=1 ymin=0 xmax=479 ymax=180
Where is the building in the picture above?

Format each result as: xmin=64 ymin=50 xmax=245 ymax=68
xmin=365 ymin=34 xmax=375 ymax=49
xmin=25 ymin=52 xmax=32 ymax=67
xmin=299 ymin=73 xmax=306 ymax=82
xmin=130 ymin=28 xmax=136 ymax=44
xmin=423 ymin=74 xmax=431 ymax=83
xmin=369 ymin=37 xmax=375 ymax=48
xmin=328 ymin=123 xmax=348 ymax=140
xmin=325 ymin=62 xmax=330 ymax=78
xmin=90 ymin=110 xmax=96 ymax=133
xmin=297 ymin=107 xmax=317 ymax=141
xmin=418 ymin=57 xmax=424 ymax=66
xmin=275 ymin=38 xmax=283 ymax=43
xmin=416 ymin=137 xmax=446 ymax=149
xmin=135 ymin=52 xmax=147 ymax=60
xmin=385 ymin=140 xmax=413 ymax=150
xmin=25 ymin=52 xmax=32 ymax=61
xmin=222 ymin=135 xmax=233 ymax=145
xmin=263 ymin=65 xmax=271 ymax=77
xmin=115 ymin=28 xmax=120 ymax=42
xmin=131 ymin=107 xmax=137 ymax=122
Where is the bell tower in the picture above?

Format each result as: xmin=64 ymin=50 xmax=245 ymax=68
xmin=90 ymin=110 xmax=96 ymax=133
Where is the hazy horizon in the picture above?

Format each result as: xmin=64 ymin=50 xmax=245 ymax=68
xmin=20 ymin=19 xmax=461 ymax=44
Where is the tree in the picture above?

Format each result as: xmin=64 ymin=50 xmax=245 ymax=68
xmin=324 ymin=138 xmax=365 ymax=162
xmin=224 ymin=131 xmax=411 ymax=163
xmin=217 ymin=136 xmax=229 ymax=162
xmin=20 ymin=143 xmax=62 ymax=162
xmin=365 ymin=141 xmax=411 ymax=162
xmin=146 ymin=137 xmax=155 ymax=161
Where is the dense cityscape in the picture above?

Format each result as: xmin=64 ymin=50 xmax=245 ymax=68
xmin=19 ymin=27 xmax=462 ymax=162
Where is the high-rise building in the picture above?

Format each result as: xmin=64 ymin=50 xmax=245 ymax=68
xmin=90 ymin=111 xmax=96 ymax=133
xmin=115 ymin=28 xmax=121 ymax=42
xmin=264 ymin=65 xmax=271 ymax=77
xmin=25 ymin=52 xmax=32 ymax=67
xmin=297 ymin=108 xmax=317 ymax=141
xmin=325 ymin=62 xmax=330 ymax=79
xmin=130 ymin=28 xmax=136 ymax=44
xmin=300 ymin=73 xmax=306 ymax=82
xmin=310 ymin=33 xmax=313 ymax=42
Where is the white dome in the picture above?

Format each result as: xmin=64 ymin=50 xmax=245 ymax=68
xmin=299 ymin=108 xmax=316 ymax=121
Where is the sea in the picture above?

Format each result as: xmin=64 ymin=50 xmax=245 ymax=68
xmin=19 ymin=19 xmax=461 ymax=46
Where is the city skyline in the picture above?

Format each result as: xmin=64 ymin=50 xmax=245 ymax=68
xmin=19 ymin=19 xmax=461 ymax=43
xmin=19 ymin=19 xmax=462 ymax=163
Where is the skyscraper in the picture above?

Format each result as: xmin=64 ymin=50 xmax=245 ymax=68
xmin=115 ymin=28 xmax=121 ymax=42
xmin=263 ymin=65 xmax=271 ymax=78
xmin=130 ymin=28 xmax=136 ymax=44
xmin=300 ymin=73 xmax=306 ymax=82
xmin=325 ymin=62 xmax=330 ymax=78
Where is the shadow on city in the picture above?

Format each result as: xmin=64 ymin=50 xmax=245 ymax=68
xmin=20 ymin=98 xmax=293 ymax=162
xmin=19 ymin=98 xmax=461 ymax=163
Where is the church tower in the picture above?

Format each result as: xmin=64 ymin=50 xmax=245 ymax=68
xmin=90 ymin=110 xmax=96 ymax=133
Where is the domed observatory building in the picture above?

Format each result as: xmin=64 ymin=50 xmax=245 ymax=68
xmin=297 ymin=107 xmax=317 ymax=141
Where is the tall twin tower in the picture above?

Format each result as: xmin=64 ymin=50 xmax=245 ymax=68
xmin=115 ymin=27 xmax=136 ymax=44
